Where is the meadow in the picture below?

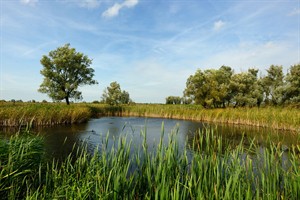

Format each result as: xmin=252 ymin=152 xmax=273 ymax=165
xmin=0 ymin=102 xmax=299 ymax=132
xmin=0 ymin=128 xmax=299 ymax=199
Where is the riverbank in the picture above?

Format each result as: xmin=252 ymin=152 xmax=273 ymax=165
xmin=0 ymin=102 xmax=299 ymax=132
xmin=119 ymin=104 xmax=300 ymax=132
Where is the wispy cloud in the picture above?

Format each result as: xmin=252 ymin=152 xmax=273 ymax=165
xmin=102 ymin=3 xmax=123 ymax=18
xmin=78 ymin=0 xmax=101 ymax=9
xmin=288 ymin=8 xmax=300 ymax=16
xmin=201 ymin=40 xmax=298 ymax=72
xmin=213 ymin=20 xmax=225 ymax=31
xmin=102 ymin=0 xmax=139 ymax=18
xmin=20 ymin=0 xmax=38 ymax=6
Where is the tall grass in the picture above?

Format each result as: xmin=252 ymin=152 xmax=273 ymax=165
xmin=1 ymin=127 xmax=299 ymax=199
xmin=0 ymin=132 xmax=45 ymax=199
xmin=117 ymin=104 xmax=300 ymax=131
xmin=0 ymin=102 xmax=92 ymax=126
xmin=1 ymin=102 xmax=300 ymax=131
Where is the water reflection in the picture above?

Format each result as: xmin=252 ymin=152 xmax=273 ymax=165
xmin=0 ymin=117 xmax=299 ymax=160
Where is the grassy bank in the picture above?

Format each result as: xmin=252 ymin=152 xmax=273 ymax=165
xmin=0 ymin=102 xmax=92 ymax=126
xmin=118 ymin=104 xmax=300 ymax=131
xmin=0 ymin=102 xmax=300 ymax=132
xmin=1 ymin=129 xmax=299 ymax=199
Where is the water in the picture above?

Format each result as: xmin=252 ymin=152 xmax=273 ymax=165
xmin=1 ymin=117 xmax=299 ymax=160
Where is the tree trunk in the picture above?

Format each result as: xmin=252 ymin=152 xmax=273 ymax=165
xmin=65 ymin=96 xmax=70 ymax=105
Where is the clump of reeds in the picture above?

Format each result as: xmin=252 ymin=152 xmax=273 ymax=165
xmin=1 ymin=127 xmax=299 ymax=199
xmin=0 ymin=103 xmax=92 ymax=127
xmin=0 ymin=131 xmax=45 ymax=199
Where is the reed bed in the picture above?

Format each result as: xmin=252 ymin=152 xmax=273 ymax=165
xmin=1 ymin=102 xmax=300 ymax=132
xmin=1 ymin=128 xmax=299 ymax=199
xmin=117 ymin=104 xmax=300 ymax=132
xmin=0 ymin=103 xmax=92 ymax=127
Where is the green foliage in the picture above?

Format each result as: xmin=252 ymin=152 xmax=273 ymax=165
xmin=166 ymin=96 xmax=182 ymax=104
xmin=0 ymin=134 xmax=45 ymax=199
xmin=38 ymin=44 xmax=98 ymax=105
xmin=101 ymin=81 xmax=131 ymax=105
xmin=285 ymin=64 xmax=300 ymax=103
xmin=262 ymin=65 xmax=285 ymax=105
xmin=184 ymin=66 xmax=233 ymax=108
xmin=184 ymin=64 xmax=300 ymax=107
xmin=230 ymin=69 xmax=263 ymax=107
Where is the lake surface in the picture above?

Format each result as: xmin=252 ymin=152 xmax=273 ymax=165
xmin=1 ymin=117 xmax=299 ymax=159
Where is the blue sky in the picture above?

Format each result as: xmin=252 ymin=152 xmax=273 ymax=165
xmin=1 ymin=0 xmax=299 ymax=103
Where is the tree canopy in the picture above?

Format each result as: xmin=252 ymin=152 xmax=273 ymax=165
xmin=183 ymin=64 xmax=300 ymax=108
xmin=38 ymin=44 xmax=98 ymax=105
xmin=166 ymin=96 xmax=182 ymax=104
xmin=101 ymin=81 xmax=131 ymax=105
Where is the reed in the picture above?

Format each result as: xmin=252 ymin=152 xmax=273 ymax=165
xmin=1 ymin=127 xmax=299 ymax=199
xmin=1 ymin=102 xmax=300 ymax=131
xmin=0 ymin=102 xmax=92 ymax=127
xmin=0 ymin=132 xmax=45 ymax=199
xmin=117 ymin=104 xmax=300 ymax=132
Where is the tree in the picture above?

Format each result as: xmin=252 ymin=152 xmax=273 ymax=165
xmin=38 ymin=44 xmax=97 ymax=105
xmin=183 ymin=66 xmax=233 ymax=108
xmin=102 ymin=81 xmax=131 ymax=105
xmin=285 ymin=64 xmax=300 ymax=103
xmin=229 ymin=69 xmax=263 ymax=107
xmin=166 ymin=96 xmax=182 ymax=104
xmin=262 ymin=65 xmax=284 ymax=105
xmin=184 ymin=69 xmax=208 ymax=107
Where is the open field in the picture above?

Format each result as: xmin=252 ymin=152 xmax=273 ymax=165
xmin=1 ymin=128 xmax=299 ymax=199
xmin=0 ymin=102 xmax=299 ymax=132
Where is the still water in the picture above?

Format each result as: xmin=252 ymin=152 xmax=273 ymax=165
xmin=1 ymin=117 xmax=299 ymax=159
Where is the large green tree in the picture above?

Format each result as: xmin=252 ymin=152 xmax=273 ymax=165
xmin=183 ymin=66 xmax=233 ymax=108
xmin=184 ymin=69 xmax=208 ymax=107
xmin=101 ymin=81 xmax=131 ymax=105
xmin=229 ymin=69 xmax=263 ymax=107
xmin=38 ymin=44 xmax=98 ymax=105
xmin=262 ymin=65 xmax=284 ymax=105
xmin=285 ymin=64 xmax=300 ymax=103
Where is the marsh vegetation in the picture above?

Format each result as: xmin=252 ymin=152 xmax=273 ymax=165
xmin=0 ymin=127 xmax=299 ymax=199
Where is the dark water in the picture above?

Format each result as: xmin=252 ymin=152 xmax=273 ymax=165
xmin=1 ymin=117 xmax=299 ymax=159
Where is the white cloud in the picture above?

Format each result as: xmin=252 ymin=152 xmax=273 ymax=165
xmin=102 ymin=0 xmax=139 ymax=18
xmin=79 ymin=0 xmax=101 ymax=9
xmin=123 ymin=0 xmax=138 ymax=8
xmin=102 ymin=3 xmax=123 ymax=18
xmin=20 ymin=0 xmax=38 ymax=6
xmin=213 ymin=20 xmax=225 ymax=31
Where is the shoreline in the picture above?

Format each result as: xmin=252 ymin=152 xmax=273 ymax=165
xmin=0 ymin=103 xmax=299 ymax=133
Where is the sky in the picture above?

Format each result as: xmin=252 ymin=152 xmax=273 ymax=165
xmin=0 ymin=0 xmax=299 ymax=103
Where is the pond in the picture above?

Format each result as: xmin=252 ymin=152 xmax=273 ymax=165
xmin=1 ymin=116 xmax=299 ymax=160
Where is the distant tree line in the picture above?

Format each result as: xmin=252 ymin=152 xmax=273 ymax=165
xmin=166 ymin=64 xmax=300 ymax=108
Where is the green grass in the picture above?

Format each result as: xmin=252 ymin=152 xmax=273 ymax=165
xmin=1 ymin=127 xmax=299 ymax=199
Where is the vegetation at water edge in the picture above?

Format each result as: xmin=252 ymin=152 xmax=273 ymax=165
xmin=0 ymin=128 xmax=299 ymax=199
xmin=0 ymin=102 xmax=300 ymax=132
